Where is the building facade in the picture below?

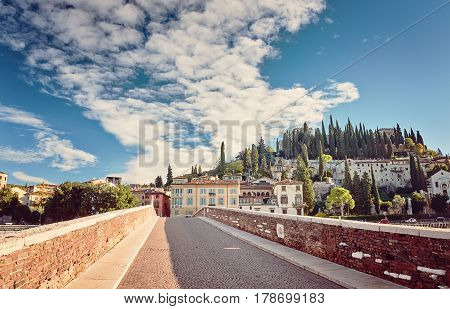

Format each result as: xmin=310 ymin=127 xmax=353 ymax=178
xmin=170 ymin=179 xmax=240 ymax=210
xmin=273 ymin=180 xmax=303 ymax=215
xmin=428 ymin=170 xmax=450 ymax=196
xmin=0 ymin=171 xmax=7 ymax=188
xmin=106 ymin=176 xmax=122 ymax=185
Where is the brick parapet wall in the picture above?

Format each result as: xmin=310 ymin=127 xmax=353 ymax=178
xmin=199 ymin=207 xmax=449 ymax=288
xmin=0 ymin=206 xmax=155 ymax=289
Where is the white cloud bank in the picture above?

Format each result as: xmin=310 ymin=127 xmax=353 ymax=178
xmin=12 ymin=171 xmax=54 ymax=184
xmin=0 ymin=0 xmax=359 ymax=183
xmin=0 ymin=104 xmax=97 ymax=171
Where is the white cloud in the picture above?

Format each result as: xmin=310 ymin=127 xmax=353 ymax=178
xmin=0 ymin=104 xmax=97 ymax=171
xmin=0 ymin=103 xmax=47 ymax=130
xmin=12 ymin=171 xmax=54 ymax=184
xmin=324 ymin=17 xmax=333 ymax=24
xmin=0 ymin=0 xmax=360 ymax=183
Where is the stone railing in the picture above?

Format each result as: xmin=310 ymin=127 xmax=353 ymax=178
xmin=0 ymin=205 xmax=156 ymax=289
xmin=196 ymin=207 xmax=449 ymax=288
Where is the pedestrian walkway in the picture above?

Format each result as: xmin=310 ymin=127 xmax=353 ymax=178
xmin=118 ymin=217 xmax=341 ymax=289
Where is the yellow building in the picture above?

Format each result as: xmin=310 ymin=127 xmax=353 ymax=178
xmin=0 ymin=171 xmax=7 ymax=188
xmin=170 ymin=178 xmax=240 ymax=211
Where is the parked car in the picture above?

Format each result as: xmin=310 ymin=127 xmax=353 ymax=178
xmin=405 ymin=218 xmax=417 ymax=223
xmin=435 ymin=217 xmax=446 ymax=222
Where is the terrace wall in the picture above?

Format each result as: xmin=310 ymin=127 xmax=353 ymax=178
xmin=198 ymin=207 xmax=449 ymax=288
xmin=0 ymin=206 xmax=155 ymax=289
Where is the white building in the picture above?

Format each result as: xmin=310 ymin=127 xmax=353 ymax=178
xmin=106 ymin=176 xmax=122 ymax=185
xmin=270 ymin=157 xmax=297 ymax=181
xmin=11 ymin=187 xmax=27 ymax=205
xmin=273 ymin=180 xmax=303 ymax=215
xmin=427 ymin=170 xmax=450 ymax=196
xmin=0 ymin=171 xmax=7 ymax=188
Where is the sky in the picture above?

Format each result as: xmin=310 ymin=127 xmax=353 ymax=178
xmin=0 ymin=0 xmax=449 ymax=185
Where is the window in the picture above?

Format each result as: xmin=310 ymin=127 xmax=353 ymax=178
xmin=230 ymin=198 xmax=237 ymax=205
xmin=209 ymin=188 xmax=215 ymax=194
xmin=175 ymin=188 xmax=183 ymax=194
xmin=296 ymin=185 xmax=301 ymax=191
xmin=270 ymin=209 xmax=275 ymax=213
xmin=435 ymin=182 xmax=439 ymax=188
xmin=281 ymin=186 xmax=286 ymax=192
xmin=280 ymin=196 xmax=288 ymax=205
xmin=218 ymin=188 xmax=224 ymax=194
xmin=187 ymin=198 xmax=193 ymax=205
xmin=295 ymin=194 xmax=302 ymax=205
xmin=282 ymin=209 xmax=287 ymax=214
xmin=200 ymin=197 xmax=206 ymax=205
xmin=230 ymin=188 xmax=237 ymax=194
xmin=200 ymin=188 xmax=207 ymax=194
xmin=187 ymin=188 xmax=193 ymax=194
xmin=209 ymin=197 xmax=215 ymax=205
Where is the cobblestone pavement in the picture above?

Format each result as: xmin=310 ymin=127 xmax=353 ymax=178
xmin=118 ymin=217 xmax=341 ymax=289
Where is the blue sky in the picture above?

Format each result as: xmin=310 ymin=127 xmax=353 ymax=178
xmin=0 ymin=0 xmax=449 ymax=185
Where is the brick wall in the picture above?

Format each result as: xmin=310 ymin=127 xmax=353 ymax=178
xmin=199 ymin=207 xmax=449 ymax=289
xmin=0 ymin=206 xmax=155 ymax=289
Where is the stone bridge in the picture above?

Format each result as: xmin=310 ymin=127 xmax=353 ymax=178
xmin=0 ymin=206 xmax=448 ymax=289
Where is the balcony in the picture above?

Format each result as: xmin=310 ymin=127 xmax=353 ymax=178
xmin=208 ymin=192 xmax=216 ymax=196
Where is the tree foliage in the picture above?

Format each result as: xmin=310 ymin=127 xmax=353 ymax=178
xmin=325 ymin=187 xmax=355 ymax=217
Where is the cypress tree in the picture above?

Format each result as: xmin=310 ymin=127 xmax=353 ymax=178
xmin=191 ymin=166 xmax=194 ymax=174
xmin=417 ymin=157 xmax=427 ymax=191
xmin=301 ymin=143 xmax=309 ymax=167
xmin=155 ymin=176 xmax=163 ymax=188
xmin=319 ymin=152 xmax=325 ymax=181
xmin=251 ymin=144 xmax=259 ymax=175
xmin=166 ymin=164 xmax=173 ymax=187
xmin=218 ymin=141 xmax=226 ymax=178
xmin=361 ymin=172 xmax=373 ymax=215
xmin=321 ymin=120 xmax=328 ymax=149
xmin=371 ymin=166 xmax=380 ymax=214
xmin=260 ymin=156 xmax=269 ymax=177
xmin=193 ymin=165 xmax=198 ymax=175
xmin=410 ymin=128 xmax=416 ymax=143
xmin=343 ymin=159 xmax=352 ymax=190
xmin=329 ymin=124 xmax=337 ymax=158
xmin=198 ymin=165 xmax=202 ymax=174
xmin=294 ymin=156 xmax=315 ymax=214
xmin=257 ymin=137 xmax=266 ymax=166
xmin=243 ymin=148 xmax=252 ymax=177
xmin=416 ymin=131 xmax=424 ymax=146
xmin=409 ymin=154 xmax=418 ymax=191
xmin=352 ymin=172 xmax=362 ymax=211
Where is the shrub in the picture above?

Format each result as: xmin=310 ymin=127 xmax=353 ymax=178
xmin=315 ymin=212 xmax=329 ymax=218
xmin=379 ymin=201 xmax=392 ymax=212
xmin=430 ymin=194 xmax=449 ymax=214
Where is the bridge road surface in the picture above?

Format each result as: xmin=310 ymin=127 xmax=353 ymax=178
xmin=118 ymin=217 xmax=341 ymax=289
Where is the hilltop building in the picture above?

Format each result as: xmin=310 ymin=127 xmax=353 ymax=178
xmin=170 ymin=178 xmax=240 ymax=210
xmin=0 ymin=171 xmax=7 ymax=188
xmin=427 ymin=170 xmax=450 ymax=197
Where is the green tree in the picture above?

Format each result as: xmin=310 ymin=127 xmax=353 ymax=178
xmin=361 ymin=172 xmax=373 ymax=214
xmin=409 ymin=154 xmax=419 ymax=191
xmin=301 ymin=143 xmax=309 ymax=167
xmin=371 ymin=166 xmax=381 ymax=214
xmin=251 ymin=144 xmax=259 ymax=176
xmin=243 ymin=148 xmax=252 ymax=178
xmin=294 ymin=156 xmax=315 ymax=214
xmin=260 ymin=156 xmax=269 ymax=177
xmin=325 ymin=187 xmax=355 ymax=217
xmin=343 ymin=159 xmax=352 ymax=190
xmin=218 ymin=141 xmax=226 ymax=178
xmin=281 ymin=170 xmax=288 ymax=180
xmin=392 ymin=195 xmax=406 ymax=214
xmin=155 ymin=176 xmax=163 ymax=188
xmin=351 ymin=172 xmax=362 ymax=211
xmin=198 ymin=165 xmax=202 ymax=175
xmin=166 ymin=164 xmax=173 ymax=186
xmin=0 ymin=186 xmax=22 ymax=216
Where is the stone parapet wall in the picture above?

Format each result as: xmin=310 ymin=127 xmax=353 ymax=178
xmin=0 ymin=206 xmax=155 ymax=289
xmin=198 ymin=207 xmax=449 ymax=288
